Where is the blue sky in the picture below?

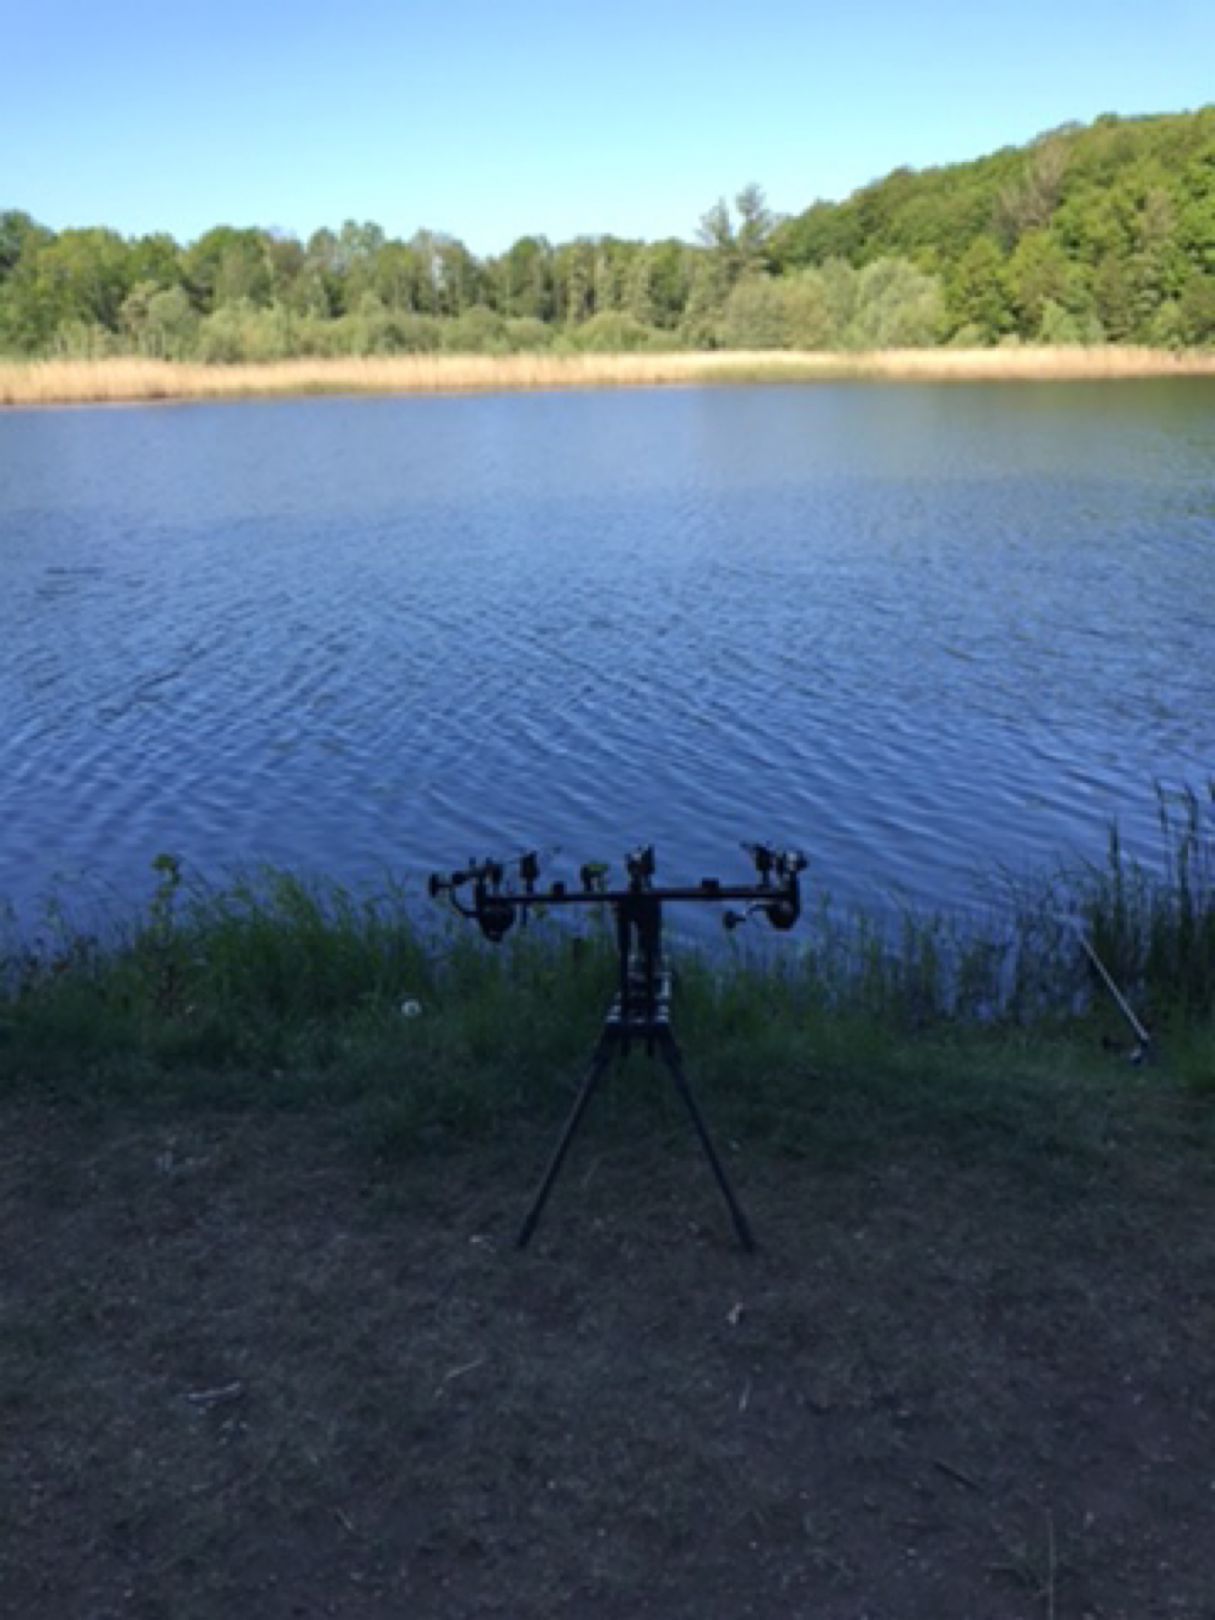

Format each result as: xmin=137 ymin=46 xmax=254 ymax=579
xmin=6 ymin=0 xmax=1213 ymax=253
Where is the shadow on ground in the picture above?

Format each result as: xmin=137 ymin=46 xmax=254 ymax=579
xmin=1 ymin=1081 xmax=1212 ymax=1620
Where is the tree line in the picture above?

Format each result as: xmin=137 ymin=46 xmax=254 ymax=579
xmin=2 ymin=108 xmax=1211 ymax=362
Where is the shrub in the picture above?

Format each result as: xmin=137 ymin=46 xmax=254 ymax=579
xmin=720 ymin=275 xmax=790 ymax=349
xmin=441 ymin=306 xmax=509 ymax=354
xmin=570 ymin=312 xmax=666 ymax=352
xmin=847 ymin=258 xmax=947 ymax=348
xmin=502 ymin=317 xmax=555 ymax=352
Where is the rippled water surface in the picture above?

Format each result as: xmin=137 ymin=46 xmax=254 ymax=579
xmin=1 ymin=382 xmax=1212 ymax=929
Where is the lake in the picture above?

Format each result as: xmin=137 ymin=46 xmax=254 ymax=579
xmin=1 ymin=381 xmax=1212 ymax=936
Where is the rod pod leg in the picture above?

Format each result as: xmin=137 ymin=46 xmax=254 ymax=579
xmin=656 ymin=1028 xmax=756 ymax=1253
xmin=517 ymin=1031 xmax=618 ymax=1249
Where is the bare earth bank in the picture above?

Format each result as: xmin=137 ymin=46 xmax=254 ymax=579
xmin=2 ymin=1093 xmax=1212 ymax=1620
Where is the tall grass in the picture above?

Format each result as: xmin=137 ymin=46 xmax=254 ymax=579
xmin=1078 ymin=784 xmax=1215 ymax=1017
xmin=2 ymin=789 xmax=1211 ymax=1136
xmin=2 ymin=347 xmax=1214 ymax=407
xmin=0 ymin=860 xmax=620 ymax=1130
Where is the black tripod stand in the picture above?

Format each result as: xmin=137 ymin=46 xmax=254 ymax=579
xmin=428 ymin=843 xmax=806 ymax=1253
xmin=517 ymin=888 xmax=754 ymax=1251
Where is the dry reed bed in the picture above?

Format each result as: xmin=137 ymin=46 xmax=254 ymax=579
xmin=2 ymin=347 xmax=1214 ymax=406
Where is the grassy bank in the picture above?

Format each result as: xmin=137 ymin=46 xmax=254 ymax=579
xmin=3 ymin=786 xmax=1212 ymax=1133
xmin=2 ymin=345 xmax=1214 ymax=406
xmin=2 ymin=824 xmax=1213 ymax=1617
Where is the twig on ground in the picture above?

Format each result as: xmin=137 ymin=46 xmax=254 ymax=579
xmin=183 ymin=1381 xmax=244 ymax=1408
xmin=435 ymin=1355 xmax=488 ymax=1397
xmin=932 ymin=1457 xmax=981 ymax=1492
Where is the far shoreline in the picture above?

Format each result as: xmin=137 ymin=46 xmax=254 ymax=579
xmin=1 ymin=346 xmax=1214 ymax=409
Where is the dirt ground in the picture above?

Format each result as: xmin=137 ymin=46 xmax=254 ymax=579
xmin=2 ymin=1083 xmax=1213 ymax=1620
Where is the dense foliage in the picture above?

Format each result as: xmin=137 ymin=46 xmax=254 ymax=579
xmin=2 ymin=109 xmax=1211 ymax=361
xmin=772 ymin=108 xmax=1215 ymax=349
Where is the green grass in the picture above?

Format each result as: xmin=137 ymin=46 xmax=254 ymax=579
xmin=2 ymin=782 xmax=1211 ymax=1148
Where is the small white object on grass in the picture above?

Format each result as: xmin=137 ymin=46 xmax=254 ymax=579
xmin=400 ymin=998 xmax=423 ymax=1019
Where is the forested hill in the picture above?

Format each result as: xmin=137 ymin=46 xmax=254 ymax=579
xmin=769 ymin=108 xmax=1215 ymax=346
xmin=2 ymin=107 xmax=1212 ymax=362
